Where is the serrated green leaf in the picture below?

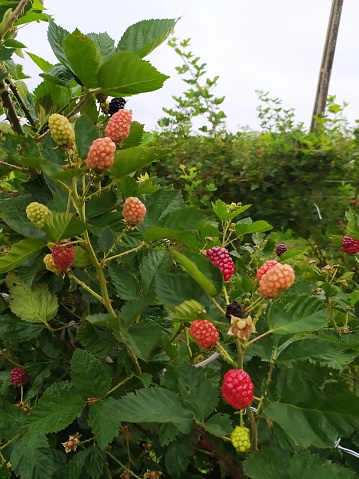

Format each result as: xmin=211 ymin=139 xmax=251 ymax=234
xmin=178 ymin=362 xmax=218 ymax=420
xmin=164 ymin=435 xmax=194 ymax=479
xmin=108 ymin=263 xmax=140 ymax=300
xmin=235 ymin=220 xmax=272 ymax=235
xmin=171 ymin=249 xmax=222 ymax=297
xmin=9 ymin=279 xmax=58 ymax=324
xmin=73 ymin=246 xmax=92 ymax=267
xmin=64 ymin=447 xmax=90 ymax=479
xmin=77 ymin=323 xmax=117 ymax=358
xmin=122 ymin=323 xmax=163 ymax=361
xmin=157 ymin=423 xmax=181 ymax=446
xmin=155 ymin=271 xmax=208 ymax=308
xmin=205 ymin=413 xmax=233 ymax=437
xmin=0 ymin=314 xmax=44 ymax=341
xmin=86 ymin=32 xmax=115 ymax=63
xmin=86 ymin=444 xmax=104 ymax=479
xmin=0 ymin=238 xmax=46 ymax=274
xmin=139 ymin=250 xmax=172 ymax=291
xmin=40 ymin=65 xmax=78 ymax=87
xmin=74 ymin=115 xmax=99 ymax=158
xmin=88 ymin=398 xmax=122 ymax=449
xmin=71 ymin=349 xmax=112 ymax=398
xmin=98 ymin=52 xmax=169 ymax=96
xmin=0 ymin=400 xmax=26 ymax=440
xmin=98 ymin=226 xmax=116 ymax=253
xmin=267 ymin=294 xmax=329 ymax=334
xmin=47 ymin=21 xmax=71 ymax=68
xmin=28 ymin=382 xmax=85 ymax=433
xmin=26 ymin=51 xmax=53 ymax=72
xmin=110 ymin=146 xmax=171 ymax=178
xmin=63 ymin=29 xmax=101 ymax=87
xmin=119 ymin=292 xmax=155 ymax=326
xmin=11 ymin=433 xmax=54 ymax=479
xmin=345 ymin=209 xmax=359 ymax=240
xmin=277 ymin=337 xmax=358 ymax=368
xmin=86 ymin=313 xmax=121 ymax=331
xmin=116 ymin=387 xmax=194 ymax=433
xmin=86 ymin=190 xmax=118 ymax=218
xmin=117 ymin=18 xmax=178 ymax=57
xmin=43 ymin=213 xmax=87 ymax=242
xmin=121 ymin=121 xmax=145 ymax=148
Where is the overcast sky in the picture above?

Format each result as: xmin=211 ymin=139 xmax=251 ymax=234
xmin=16 ymin=0 xmax=359 ymax=133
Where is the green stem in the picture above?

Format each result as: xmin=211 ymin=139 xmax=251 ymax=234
xmin=216 ymin=343 xmax=237 ymax=367
xmin=68 ymin=272 xmax=104 ymax=304
xmin=106 ymin=452 xmax=142 ymax=479
xmin=235 ymin=338 xmax=244 ymax=369
xmin=104 ymin=374 xmax=134 ymax=398
xmin=210 ymin=296 xmax=226 ymax=315
xmin=0 ymin=432 xmax=23 ymax=451
xmin=245 ymin=329 xmax=272 ymax=348
xmin=102 ymin=241 xmax=146 ymax=265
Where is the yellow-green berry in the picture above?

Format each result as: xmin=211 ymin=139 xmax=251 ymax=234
xmin=26 ymin=202 xmax=50 ymax=228
xmin=48 ymin=113 xmax=75 ymax=148
xmin=231 ymin=426 xmax=251 ymax=453
xmin=43 ymin=254 xmax=62 ymax=276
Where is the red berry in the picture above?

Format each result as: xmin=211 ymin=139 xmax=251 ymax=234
xmin=258 ymin=263 xmax=295 ymax=298
xmin=189 ymin=320 xmax=219 ymax=349
xmin=85 ymin=137 xmax=116 ymax=171
xmin=122 ymin=197 xmax=146 ymax=226
xmin=205 ymin=247 xmax=235 ymax=281
xmin=10 ymin=367 xmax=28 ymax=386
xmin=342 ymin=235 xmax=359 ymax=254
xmin=105 ymin=109 xmax=132 ymax=142
xmin=255 ymin=260 xmax=278 ymax=282
xmin=51 ymin=243 xmax=75 ymax=272
xmin=221 ymin=369 xmax=254 ymax=410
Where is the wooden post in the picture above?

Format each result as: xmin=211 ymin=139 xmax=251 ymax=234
xmin=310 ymin=0 xmax=344 ymax=132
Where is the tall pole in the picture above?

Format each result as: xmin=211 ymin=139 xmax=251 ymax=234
xmin=310 ymin=0 xmax=344 ymax=132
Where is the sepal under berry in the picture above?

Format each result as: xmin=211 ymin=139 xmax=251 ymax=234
xmin=231 ymin=426 xmax=251 ymax=452
xmin=48 ymin=113 xmax=75 ymax=148
xmin=122 ymin=197 xmax=146 ymax=226
xmin=221 ymin=369 xmax=254 ymax=410
xmin=10 ymin=367 xmax=28 ymax=386
xmin=189 ymin=320 xmax=219 ymax=349
xmin=26 ymin=202 xmax=50 ymax=228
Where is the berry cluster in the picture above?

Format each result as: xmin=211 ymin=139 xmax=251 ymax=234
xmin=10 ymin=367 xmax=28 ymax=386
xmin=122 ymin=197 xmax=146 ymax=226
xmin=189 ymin=320 xmax=219 ymax=349
xmin=258 ymin=263 xmax=295 ymax=298
xmin=205 ymin=247 xmax=235 ymax=281
xmin=105 ymin=109 xmax=132 ymax=142
xmin=231 ymin=426 xmax=251 ymax=453
xmin=109 ymin=97 xmax=126 ymax=116
xmin=51 ymin=243 xmax=75 ymax=272
xmin=48 ymin=113 xmax=75 ymax=148
xmin=221 ymin=369 xmax=254 ymax=410
xmin=342 ymin=235 xmax=359 ymax=254
xmin=85 ymin=137 xmax=117 ymax=171
xmin=26 ymin=202 xmax=50 ymax=228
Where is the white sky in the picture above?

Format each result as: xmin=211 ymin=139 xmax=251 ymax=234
xmin=16 ymin=0 xmax=359 ymax=133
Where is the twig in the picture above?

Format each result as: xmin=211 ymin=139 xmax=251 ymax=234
xmin=0 ymin=0 xmax=31 ymax=40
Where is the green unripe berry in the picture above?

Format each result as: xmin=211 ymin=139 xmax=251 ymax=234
xmin=26 ymin=202 xmax=50 ymax=228
xmin=231 ymin=426 xmax=251 ymax=453
xmin=48 ymin=113 xmax=75 ymax=148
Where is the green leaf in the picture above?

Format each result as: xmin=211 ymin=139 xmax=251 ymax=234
xmin=121 ymin=121 xmax=145 ymax=148
xmin=116 ymin=387 xmax=194 ymax=433
xmin=64 ymin=447 xmax=90 ymax=479
xmin=0 ymin=238 xmax=46 ymax=274
xmin=172 ymin=299 xmax=206 ymax=322
xmin=77 ymin=323 xmax=117 ymax=358
xmin=9 ymin=277 xmax=58 ymax=324
xmin=86 ymin=444 xmax=104 ymax=479
xmin=171 ymin=249 xmax=222 ymax=297
xmin=122 ymin=323 xmax=163 ymax=361
xmin=108 ymin=264 xmax=140 ymax=300
xmin=74 ymin=115 xmax=99 ymax=157
xmin=86 ymin=32 xmax=115 ymax=63
xmin=63 ymin=29 xmax=101 ymax=87
xmin=47 ymin=21 xmax=71 ymax=69
xmin=73 ymin=246 xmax=92 ymax=267
xmin=267 ymin=294 xmax=329 ymax=334
xmin=157 ymin=423 xmax=181 ymax=446
xmin=345 ymin=209 xmax=359 ymax=240
xmin=119 ymin=292 xmax=155 ymax=326
xmin=177 ymin=362 xmax=218 ymax=420
xmin=164 ymin=435 xmax=194 ymax=479
xmin=0 ymin=314 xmax=44 ymax=341
xmin=139 ymin=250 xmax=172 ymax=291
xmin=98 ymin=52 xmax=169 ymax=96
xmin=277 ymin=337 xmax=358 ymax=368
xmin=0 ymin=400 xmax=26 ymax=440
xmin=27 ymin=51 xmax=53 ymax=72
xmin=86 ymin=190 xmax=118 ymax=218
xmin=28 ymin=382 xmax=85 ymax=433
xmin=110 ymin=146 xmax=171 ymax=178
xmin=235 ymin=220 xmax=273 ymax=235
xmin=88 ymin=398 xmax=122 ymax=449
xmin=11 ymin=433 xmax=54 ymax=479
xmin=263 ymin=381 xmax=359 ymax=448
xmin=205 ymin=413 xmax=233 ymax=437
xmin=43 ymin=213 xmax=87 ymax=242
xmin=98 ymin=226 xmax=116 ymax=253
xmin=155 ymin=271 xmax=208 ymax=308
xmin=41 ymin=65 xmax=78 ymax=87
xmin=117 ymin=18 xmax=178 ymax=58
xmin=86 ymin=313 xmax=121 ymax=331
xmin=71 ymin=349 xmax=112 ymax=398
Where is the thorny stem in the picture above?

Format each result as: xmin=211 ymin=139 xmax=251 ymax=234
xmin=245 ymin=329 xmax=272 ymax=348
xmin=0 ymin=80 xmax=24 ymax=135
xmin=68 ymin=272 xmax=105 ymax=304
xmin=0 ymin=0 xmax=30 ymax=39
xmin=103 ymin=228 xmax=129 ymax=261
xmin=106 ymin=452 xmax=142 ymax=479
xmin=246 ymin=405 xmax=258 ymax=451
xmin=6 ymin=78 xmax=37 ymax=129
xmin=102 ymin=241 xmax=146 ymax=265
xmin=0 ymin=433 xmax=23 ymax=451
xmin=216 ymin=343 xmax=237 ymax=367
